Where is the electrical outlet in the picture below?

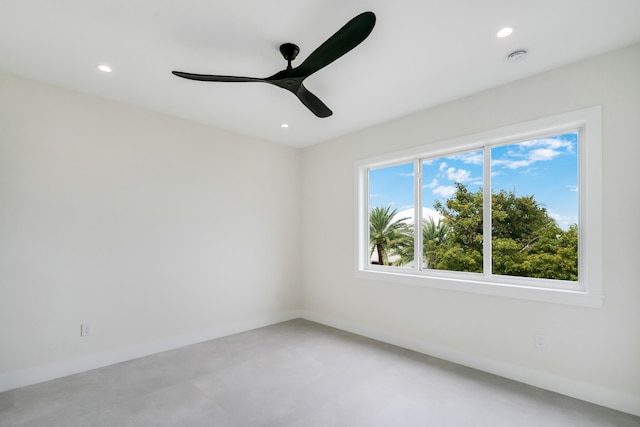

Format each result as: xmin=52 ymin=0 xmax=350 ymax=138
xmin=535 ymin=334 xmax=546 ymax=348
xmin=81 ymin=323 xmax=91 ymax=337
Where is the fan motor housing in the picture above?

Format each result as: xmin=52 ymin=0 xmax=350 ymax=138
xmin=279 ymin=43 xmax=300 ymax=61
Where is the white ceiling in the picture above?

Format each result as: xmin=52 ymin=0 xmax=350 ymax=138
xmin=2 ymin=1 xmax=640 ymax=148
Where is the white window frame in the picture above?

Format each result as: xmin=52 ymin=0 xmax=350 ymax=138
xmin=355 ymin=106 xmax=603 ymax=308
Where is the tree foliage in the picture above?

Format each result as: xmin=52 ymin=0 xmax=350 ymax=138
xmin=422 ymin=217 xmax=449 ymax=269
xmin=490 ymin=188 xmax=578 ymax=280
xmin=369 ymin=205 xmax=412 ymax=266
xmin=432 ymin=183 xmax=484 ymax=273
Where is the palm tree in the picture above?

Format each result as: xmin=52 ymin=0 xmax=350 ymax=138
xmin=369 ymin=206 xmax=412 ymax=266
xmin=377 ymin=215 xmax=450 ymax=268
xmin=422 ymin=217 xmax=449 ymax=269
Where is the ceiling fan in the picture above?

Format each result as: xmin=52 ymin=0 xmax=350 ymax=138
xmin=172 ymin=11 xmax=376 ymax=118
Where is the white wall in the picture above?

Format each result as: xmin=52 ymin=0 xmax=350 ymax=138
xmin=300 ymin=43 xmax=640 ymax=415
xmin=0 ymin=73 xmax=301 ymax=388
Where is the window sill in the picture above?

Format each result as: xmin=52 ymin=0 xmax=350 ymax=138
xmin=355 ymin=269 xmax=603 ymax=308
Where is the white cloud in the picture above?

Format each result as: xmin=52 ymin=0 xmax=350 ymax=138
xmin=519 ymin=137 xmax=573 ymax=152
xmin=567 ymin=185 xmax=579 ymax=192
xmin=446 ymin=167 xmax=471 ymax=182
xmin=511 ymin=160 xmax=532 ymax=169
xmin=454 ymin=152 xmax=484 ymax=165
xmin=530 ymin=148 xmax=560 ymax=161
xmin=493 ymin=136 xmax=575 ymax=170
xmin=439 ymin=162 xmax=448 ymax=172
xmin=492 ymin=158 xmax=531 ymax=170
xmin=433 ymin=185 xmax=457 ymax=197
xmin=424 ymin=178 xmax=439 ymax=189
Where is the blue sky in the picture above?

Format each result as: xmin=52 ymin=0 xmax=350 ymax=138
xmin=369 ymin=132 xmax=578 ymax=229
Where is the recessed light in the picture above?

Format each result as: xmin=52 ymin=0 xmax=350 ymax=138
xmin=281 ymin=123 xmax=289 ymax=128
xmin=98 ymin=65 xmax=112 ymax=73
xmin=497 ymin=27 xmax=513 ymax=38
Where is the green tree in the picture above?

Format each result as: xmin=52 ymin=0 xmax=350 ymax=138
xmin=432 ymin=183 xmax=483 ymax=272
xmin=430 ymin=183 xmax=578 ymax=280
xmin=493 ymin=222 xmax=578 ymax=281
xmin=491 ymin=189 xmax=555 ymax=244
xmin=369 ymin=206 xmax=412 ymax=266
xmin=490 ymin=188 xmax=577 ymax=280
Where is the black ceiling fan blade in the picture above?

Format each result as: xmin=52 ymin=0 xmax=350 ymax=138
xmin=295 ymin=84 xmax=332 ymax=118
xmin=172 ymin=71 xmax=264 ymax=83
xmin=291 ymin=11 xmax=376 ymax=79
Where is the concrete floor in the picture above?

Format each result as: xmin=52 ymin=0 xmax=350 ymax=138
xmin=1 ymin=319 xmax=638 ymax=426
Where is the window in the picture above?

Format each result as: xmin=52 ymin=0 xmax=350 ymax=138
xmin=356 ymin=107 xmax=602 ymax=307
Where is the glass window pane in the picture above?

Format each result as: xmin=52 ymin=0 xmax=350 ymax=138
xmin=368 ymin=163 xmax=414 ymax=268
xmin=421 ymin=150 xmax=484 ymax=273
xmin=490 ymin=132 xmax=579 ymax=281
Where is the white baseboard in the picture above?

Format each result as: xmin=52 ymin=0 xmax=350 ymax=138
xmin=300 ymin=310 xmax=640 ymax=417
xmin=0 ymin=310 xmax=300 ymax=393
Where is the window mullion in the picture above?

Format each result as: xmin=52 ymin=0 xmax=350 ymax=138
xmin=483 ymin=147 xmax=492 ymax=276
xmin=414 ymin=159 xmax=422 ymax=272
